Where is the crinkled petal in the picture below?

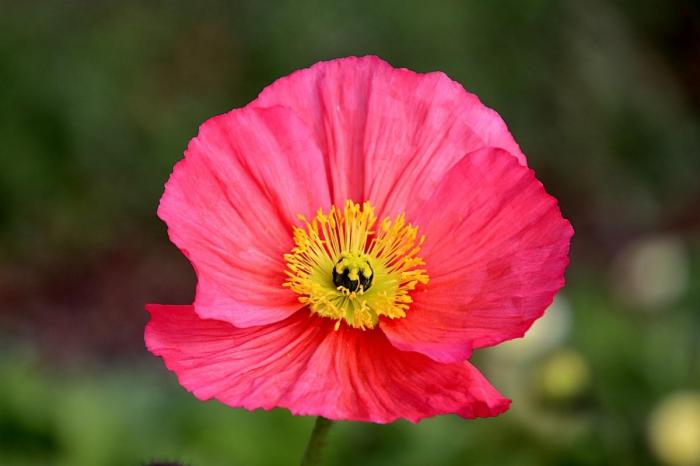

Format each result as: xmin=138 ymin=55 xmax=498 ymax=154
xmin=254 ymin=55 xmax=525 ymax=214
xmin=145 ymin=304 xmax=510 ymax=423
xmin=159 ymin=106 xmax=331 ymax=327
xmin=382 ymin=147 xmax=573 ymax=363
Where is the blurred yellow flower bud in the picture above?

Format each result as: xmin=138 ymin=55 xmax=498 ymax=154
xmin=538 ymin=348 xmax=590 ymax=401
xmin=648 ymin=392 xmax=700 ymax=466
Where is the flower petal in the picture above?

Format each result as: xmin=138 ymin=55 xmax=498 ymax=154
xmin=381 ymin=147 xmax=573 ymax=363
xmin=145 ymin=304 xmax=510 ymax=423
xmin=253 ymin=55 xmax=525 ymax=213
xmin=159 ymin=106 xmax=331 ymax=327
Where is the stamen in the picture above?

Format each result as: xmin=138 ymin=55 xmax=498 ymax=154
xmin=283 ymin=201 xmax=429 ymax=330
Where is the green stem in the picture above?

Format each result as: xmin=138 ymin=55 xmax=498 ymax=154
xmin=300 ymin=417 xmax=334 ymax=466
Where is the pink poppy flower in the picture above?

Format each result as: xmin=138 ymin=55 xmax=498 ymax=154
xmin=145 ymin=56 xmax=573 ymax=423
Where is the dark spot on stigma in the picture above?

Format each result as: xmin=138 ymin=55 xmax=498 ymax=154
xmin=332 ymin=261 xmax=373 ymax=292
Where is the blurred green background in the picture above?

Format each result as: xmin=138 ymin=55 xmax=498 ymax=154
xmin=1 ymin=1 xmax=699 ymax=465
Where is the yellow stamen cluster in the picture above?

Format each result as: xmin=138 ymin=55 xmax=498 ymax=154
xmin=283 ymin=201 xmax=429 ymax=330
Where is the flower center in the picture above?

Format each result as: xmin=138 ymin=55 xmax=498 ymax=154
xmin=283 ymin=201 xmax=429 ymax=330
xmin=332 ymin=251 xmax=373 ymax=292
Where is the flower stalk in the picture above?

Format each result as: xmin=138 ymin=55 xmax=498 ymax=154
xmin=300 ymin=417 xmax=334 ymax=466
